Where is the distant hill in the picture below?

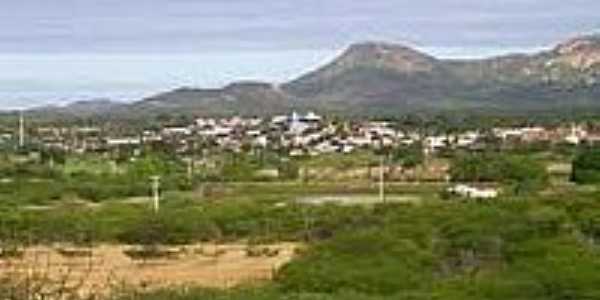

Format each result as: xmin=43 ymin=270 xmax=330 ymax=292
xmin=13 ymin=99 xmax=126 ymax=123
xmin=21 ymin=35 xmax=600 ymax=119
xmin=130 ymin=82 xmax=294 ymax=117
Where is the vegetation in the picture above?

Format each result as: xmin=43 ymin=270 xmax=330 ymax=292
xmin=107 ymin=189 xmax=600 ymax=300
xmin=2 ymin=136 xmax=600 ymax=300
xmin=392 ymin=142 xmax=424 ymax=168
xmin=299 ymin=151 xmax=379 ymax=170
xmin=572 ymin=146 xmax=600 ymax=184
xmin=450 ymin=152 xmax=549 ymax=194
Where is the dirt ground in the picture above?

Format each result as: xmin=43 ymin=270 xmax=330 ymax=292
xmin=296 ymin=194 xmax=422 ymax=205
xmin=0 ymin=243 xmax=299 ymax=296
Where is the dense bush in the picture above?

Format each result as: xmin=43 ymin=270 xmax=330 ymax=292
xmin=572 ymin=146 xmax=600 ymax=184
xmin=450 ymin=152 xmax=548 ymax=194
xmin=108 ymin=195 xmax=600 ymax=300
xmin=392 ymin=143 xmax=424 ymax=168
xmin=275 ymin=200 xmax=600 ymax=299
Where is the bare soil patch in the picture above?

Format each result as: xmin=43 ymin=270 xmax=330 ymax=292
xmin=0 ymin=243 xmax=299 ymax=296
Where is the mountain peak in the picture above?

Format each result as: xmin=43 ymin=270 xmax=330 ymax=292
xmin=556 ymin=35 xmax=600 ymax=53
xmin=552 ymin=34 xmax=600 ymax=70
xmin=339 ymin=41 xmax=438 ymax=73
xmin=282 ymin=41 xmax=442 ymax=99
xmin=346 ymin=41 xmax=426 ymax=54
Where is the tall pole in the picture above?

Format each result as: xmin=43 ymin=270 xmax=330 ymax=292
xmin=379 ymin=155 xmax=386 ymax=204
xmin=150 ymin=176 xmax=161 ymax=213
xmin=18 ymin=110 xmax=25 ymax=149
xmin=190 ymin=141 xmax=197 ymax=183
xmin=187 ymin=158 xmax=193 ymax=183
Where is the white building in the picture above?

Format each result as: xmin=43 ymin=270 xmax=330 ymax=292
xmin=303 ymin=111 xmax=322 ymax=123
xmin=162 ymin=127 xmax=192 ymax=136
xmin=565 ymin=124 xmax=587 ymax=145
xmin=106 ymin=137 xmax=141 ymax=146
xmin=456 ymin=132 xmax=480 ymax=147
xmin=253 ymin=135 xmax=269 ymax=148
xmin=448 ymin=184 xmax=499 ymax=199
xmin=424 ymin=136 xmax=449 ymax=154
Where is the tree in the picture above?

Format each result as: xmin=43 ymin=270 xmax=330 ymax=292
xmin=40 ymin=148 xmax=66 ymax=165
xmin=128 ymin=153 xmax=175 ymax=179
xmin=449 ymin=153 xmax=501 ymax=182
xmin=572 ymin=146 xmax=600 ymax=184
xmin=500 ymin=155 xmax=548 ymax=195
xmin=450 ymin=153 xmax=548 ymax=194
xmin=392 ymin=142 xmax=424 ymax=169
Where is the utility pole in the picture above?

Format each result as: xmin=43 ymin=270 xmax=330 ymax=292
xmin=379 ymin=155 xmax=386 ymax=204
xmin=191 ymin=140 xmax=197 ymax=183
xmin=187 ymin=158 xmax=193 ymax=183
xmin=150 ymin=176 xmax=161 ymax=213
xmin=18 ymin=110 xmax=25 ymax=149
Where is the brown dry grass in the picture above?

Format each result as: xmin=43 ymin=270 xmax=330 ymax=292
xmin=0 ymin=243 xmax=299 ymax=297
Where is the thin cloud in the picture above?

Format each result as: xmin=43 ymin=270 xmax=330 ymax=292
xmin=2 ymin=0 xmax=599 ymax=53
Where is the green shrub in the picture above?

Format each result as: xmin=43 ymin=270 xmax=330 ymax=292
xmin=572 ymin=146 xmax=600 ymax=184
xmin=450 ymin=152 xmax=548 ymax=194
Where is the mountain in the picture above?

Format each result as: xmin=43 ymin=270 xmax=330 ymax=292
xmin=21 ymin=99 xmax=126 ymax=122
xmin=57 ymin=99 xmax=124 ymax=115
xmin=129 ymin=82 xmax=294 ymax=117
xmin=284 ymin=42 xmax=442 ymax=97
xmin=21 ymin=35 xmax=600 ymax=119
xmin=283 ymin=42 xmax=458 ymax=114
xmin=283 ymin=35 xmax=600 ymax=115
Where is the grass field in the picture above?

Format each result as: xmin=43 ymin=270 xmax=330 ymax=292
xmin=4 ymin=150 xmax=600 ymax=299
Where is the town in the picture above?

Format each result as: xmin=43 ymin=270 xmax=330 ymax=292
xmin=2 ymin=111 xmax=598 ymax=202
xmin=3 ymin=111 xmax=597 ymax=158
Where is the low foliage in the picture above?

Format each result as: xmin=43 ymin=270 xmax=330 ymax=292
xmin=572 ymin=146 xmax=600 ymax=184
xmin=450 ymin=152 xmax=548 ymax=194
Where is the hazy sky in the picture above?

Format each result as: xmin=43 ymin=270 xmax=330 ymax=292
xmin=2 ymin=0 xmax=600 ymax=109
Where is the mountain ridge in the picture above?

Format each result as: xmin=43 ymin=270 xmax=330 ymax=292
xmin=18 ymin=34 xmax=600 ymax=119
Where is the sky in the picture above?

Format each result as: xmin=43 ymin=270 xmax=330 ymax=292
xmin=2 ymin=0 xmax=600 ymax=109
